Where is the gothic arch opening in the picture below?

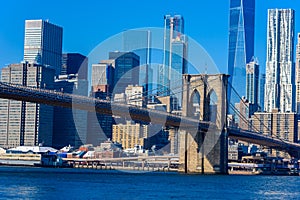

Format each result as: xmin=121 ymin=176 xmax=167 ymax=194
xmin=190 ymin=89 xmax=201 ymax=118
xmin=208 ymin=89 xmax=218 ymax=123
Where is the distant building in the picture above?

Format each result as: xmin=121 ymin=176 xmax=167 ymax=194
xmin=53 ymin=74 xmax=88 ymax=149
xmin=146 ymin=104 xmax=170 ymax=152
xmin=147 ymin=103 xmax=167 ymax=112
xmin=251 ymin=109 xmax=298 ymax=157
xmin=155 ymin=95 xmax=178 ymax=113
xmin=91 ymin=60 xmax=114 ymax=94
xmin=235 ymin=97 xmax=256 ymax=130
xmin=0 ymin=62 xmax=55 ymax=148
xmin=61 ymin=53 xmax=88 ymax=80
xmin=158 ymin=15 xmax=187 ymax=107
xmin=227 ymin=0 xmax=255 ymax=107
xmin=259 ymin=74 xmax=266 ymax=111
xmin=123 ymin=30 xmax=151 ymax=99
xmin=264 ymin=9 xmax=295 ymax=112
xmin=87 ymin=90 xmax=114 ymax=146
xmin=109 ymin=52 xmax=139 ymax=94
xmin=113 ymin=93 xmax=126 ymax=103
xmin=246 ymin=58 xmax=259 ymax=106
xmin=23 ymin=19 xmax=63 ymax=76
xmin=296 ymin=33 xmax=300 ymax=113
xmin=125 ymin=85 xmax=144 ymax=107
xmin=228 ymin=142 xmax=239 ymax=161
xmin=112 ymin=121 xmax=149 ymax=150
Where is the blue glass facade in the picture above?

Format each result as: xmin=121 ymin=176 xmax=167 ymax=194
xmin=123 ymin=30 xmax=151 ymax=99
xmin=228 ymin=0 xmax=255 ymax=107
xmin=158 ymin=15 xmax=187 ymax=103
xmin=109 ymin=52 xmax=140 ymax=94
xmin=61 ymin=53 xmax=88 ymax=80
xmin=259 ymin=74 xmax=266 ymax=111
xmin=170 ymin=39 xmax=187 ymax=107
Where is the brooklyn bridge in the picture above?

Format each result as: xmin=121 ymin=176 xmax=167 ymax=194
xmin=1 ymin=74 xmax=300 ymax=174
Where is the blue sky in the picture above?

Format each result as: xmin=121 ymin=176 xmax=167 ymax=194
xmin=0 ymin=0 xmax=299 ymax=74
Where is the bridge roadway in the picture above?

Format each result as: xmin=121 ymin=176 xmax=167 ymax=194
xmin=0 ymin=81 xmax=213 ymax=132
xmin=228 ymin=127 xmax=300 ymax=158
xmin=1 ymin=81 xmax=300 ymax=157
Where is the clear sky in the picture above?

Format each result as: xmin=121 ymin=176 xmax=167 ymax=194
xmin=0 ymin=0 xmax=299 ymax=74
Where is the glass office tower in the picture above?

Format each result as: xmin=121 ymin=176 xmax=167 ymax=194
xmin=61 ymin=53 xmax=88 ymax=80
xmin=123 ymin=30 xmax=151 ymax=100
xmin=228 ymin=0 xmax=255 ymax=107
xmin=24 ymin=19 xmax=63 ymax=77
xmin=109 ymin=52 xmax=140 ymax=94
xmin=158 ymin=15 xmax=187 ymax=109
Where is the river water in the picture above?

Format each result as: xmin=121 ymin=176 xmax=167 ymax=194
xmin=0 ymin=166 xmax=299 ymax=199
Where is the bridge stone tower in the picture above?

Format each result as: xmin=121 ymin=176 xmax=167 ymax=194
xmin=179 ymin=74 xmax=229 ymax=174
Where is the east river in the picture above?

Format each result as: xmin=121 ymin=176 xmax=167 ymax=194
xmin=0 ymin=166 xmax=299 ymax=199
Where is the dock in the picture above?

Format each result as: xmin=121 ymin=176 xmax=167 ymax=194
xmin=63 ymin=155 xmax=179 ymax=172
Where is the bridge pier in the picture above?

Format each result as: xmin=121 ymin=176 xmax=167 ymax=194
xmin=168 ymin=127 xmax=179 ymax=155
xmin=178 ymin=129 xmax=228 ymax=174
xmin=179 ymin=74 xmax=229 ymax=174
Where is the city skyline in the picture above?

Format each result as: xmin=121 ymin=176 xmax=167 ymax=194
xmin=1 ymin=0 xmax=299 ymax=76
xmin=2 ymin=2 xmax=300 ymax=193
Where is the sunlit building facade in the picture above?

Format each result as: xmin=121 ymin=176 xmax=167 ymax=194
xmin=264 ymin=9 xmax=295 ymax=112
xmin=251 ymin=110 xmax=297 ymax=157
xmin=0 ymin=63 xmax=55 ymax=148
xmin=23 ymin=19 xmax=63 ymax=76
xmin=112 ymin=121 xmax=149 ymax=150
xmin=246 ymin=58 xmax=259 ymax=106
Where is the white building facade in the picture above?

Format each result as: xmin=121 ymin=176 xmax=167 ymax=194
xmin=264 ymin=9 xmax=295 ymax=112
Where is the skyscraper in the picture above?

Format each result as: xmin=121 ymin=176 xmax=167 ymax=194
xmin=228 ymin=0 xmax=255 ymax=106
xmin=264 ymin=9 xmax=295 ymax=112
xmin=61 ymin=53 xmax=88 ymax=79
xmin=259 ymin=74 xmax=266 ymax=111
xmin=296 ymin=33 xmax=300 ymax=113
xmin=158 ymin=15 xmax=187 ymax=109
xmin=91 ymin=61 xmax=114 ymax=94
xmin=23 ymin=19 xmax=63 ymax=76
xmin=53 ymin=53 xmax=88 ymax=149
xmin=109 ymin=52 xmax=139 ymax=94
xmin=123 ymin=30 xmax=151 ymax=98
xmin=246 ymin=58 xmax=259 ymax=106
xmin=53 ymin=75 xmax=88 ymax=149
xmin=0 ymin=63 xmax=55 ymax=148
xmin=87 ymin=60 xmax=115 ymax=146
